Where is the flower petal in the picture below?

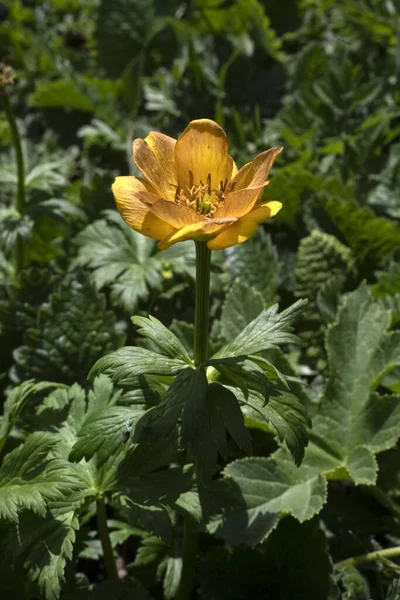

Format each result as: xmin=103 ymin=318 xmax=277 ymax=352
xmin=229 ymin=147 xmax=283 ymax=192
xmin=158 ymin=217 xmax=236 ymax=251
xmin=133 ymin=132 xmax=178 ymax=198
xmin=214 ymin=184 xmax=267 ymax=218
xmin=112 ymin=176 xmax=176 ymax=240
xmin=150 ymin=198 xmax=205 ymax=228
xmin=207 ymin=201 xmax=282 ymax=250
xmin=175 ymin=119 xmax=233 ymax=191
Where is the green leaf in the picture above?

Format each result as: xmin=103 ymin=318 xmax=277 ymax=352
xmin=246 ymin=391 xmax=310 ymax=466
xmin=1 ymin=506 xmax=81 ymax=600
xmin=321 ymin=198 xmax=400 ymax=264
xmin=208 ymin=453 xmax=327 ymax=546
xmin=74 ymin=213 xmax=161 ymax=314
xmin=89 ymin=346 xmax=187 ymax=384
xmin=133 ymin=368 xmax=195 ymax=442
xmin=346 ymin=447 xmax=377 ymax=486
xmin=170 ymin=320 xmax=194 ymax=356
xmin=13 ymin=275 xmax=124 ymax=385
xmin=29 ymin=77 xmax=117 ymax=112
xmin=304 ymin=283 xmax=400 ymax=484
xmin=334 ymin=566 xmax=370 ymax=600
xmin=163 ymin=539 xmax=182 ymax=600
xmin=217 ymin=385 xmax=253 ymax=455
xmin=224 ymin=230 xmax=280 ymax=304
xmin=132 ymin=315 xmax=192 ymax=364
xmin=74 ymin=212 xmax=196 ymax=314
xmin=214 ymin=299 xmax=306 ymax=359
xmin=0 ymin=380 xmax=63 ymax=451
xmin=97 ymin=0 xmax=160 ymax=77
xmin=295 ymin=230 xmax=356 ymax=364
xmin=0 ymin=433 xmax=85 ymax=522
xmin=219 ymin=279 xmax=264 ymax=343
xmin=69 ymin=406 xmax=144 ymax=466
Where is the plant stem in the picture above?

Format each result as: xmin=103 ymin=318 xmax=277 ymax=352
xmin=2 ymin=89 xmax=25 ymax=275
xmin=177 ymin=516 xmax=198 ymax=600
xmin=193 ymin=241 xmax=211 ymax=366
xmin=336 ymin=546 xmax=400 ymax=569
xmin=177 ymin=241 xmax=211 ymax=600
xmin=96 ymin=496 xmax=118 ymax=580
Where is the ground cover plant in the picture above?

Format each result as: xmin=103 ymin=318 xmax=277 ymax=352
xmin=2 ymin=0 xmax=400 ymax=599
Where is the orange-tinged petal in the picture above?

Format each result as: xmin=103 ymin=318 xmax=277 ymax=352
xmin=150 ymin=198 xmax=205 ymax=228
xmin=175 ymin=119 xmax=233 ymax=191
xmin=214 ymin=184 xmax=267 ymax=218
xmin=133 ymin=132 xmax=177 ymax=198
xmin=229 ymin=147 xmax=283 ymax=191
xmin=158 ymin=217 xmax=236 ymax=251
xmin=112 ymin=176 xmax=176 ymax=241
xmin=207 ymin=201 xmax=282 ymax=250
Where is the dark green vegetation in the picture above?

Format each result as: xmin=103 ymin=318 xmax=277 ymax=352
xmin=2 ymin=0 xmax=400 ymax=598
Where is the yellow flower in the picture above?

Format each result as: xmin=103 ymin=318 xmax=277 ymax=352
xmin=112 ymin=119 xmax=282 ymax=251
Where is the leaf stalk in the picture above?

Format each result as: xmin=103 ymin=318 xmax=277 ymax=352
xmin=96 ymin=495 xmax=118 ymax=580
xmin=2 ymin=88 xmax=25 ymax=276
xmin=336 ymin=545 xmax=400 ymax=569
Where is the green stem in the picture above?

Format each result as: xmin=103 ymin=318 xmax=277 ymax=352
xmin=193 ymin=241 xmax=211 ymax=366
xmin=2 ymin=90 xmax=25 ymax=275
xmin=96 ymin=496 xmax=118 ymax=580
xmin=336 ymin=546 xmax=400 ymax=569
xmin=177 ymin=242 xmax=211 ymax=600
xmin=177 ymin=516 xmax=198 ymax=600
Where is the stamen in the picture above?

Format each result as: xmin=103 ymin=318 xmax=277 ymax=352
xmin=174 ymin=171 xmax=227 ymax=217
xmin=207 ymin=173 xmax=211 ymax=194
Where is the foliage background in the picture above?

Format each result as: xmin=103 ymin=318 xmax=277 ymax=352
xmin=2 ymin=0 xmax=400 ymax=599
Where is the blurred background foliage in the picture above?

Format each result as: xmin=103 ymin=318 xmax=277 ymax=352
xmin=2 ymin=0 xmax=400 ymax=598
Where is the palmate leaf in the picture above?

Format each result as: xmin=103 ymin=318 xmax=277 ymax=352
xmin=0 ymin=432 xmax=85 ymax=522
xmin=74 ymin=211 xmax=195 ymax=313
xmin=132 ymin=315 xmax=192 ymax=364
xmin=12 ymin=274 xmax=124 ymax=385
xmin=207 ymin=453 xmax=327 ymax=546
xmin=213 ymin=298 xmax=307 ymax=359
xmin=185 ymin=380 xmax=253 ymax=482
xmin=303 ymin=283 xmax=400 ymax=484
xmin=69 ymin=406 xmax=144 ymax=466
xmin=0 ymin=505 xmax=81 ymax=600
xmin=131 ymin=366 xmax=253 ymax=481
xmin=219 ymin=279 xmax=264 ymax=343
xmin=243 ymin=389 xmax=310 ymax=466
xmin=90 ymin=346 xmax=187 ymax=385
xmin=0 ymin=380 xmax=63 ymax=451
xmin=0 ymin=207 xmax=34 ymax=254
xmin=0 ymin=376 xmax=162 ymax=597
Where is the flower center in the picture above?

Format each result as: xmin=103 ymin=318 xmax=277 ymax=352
xmin=174 ymin=171 xmax=227 ymax=217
